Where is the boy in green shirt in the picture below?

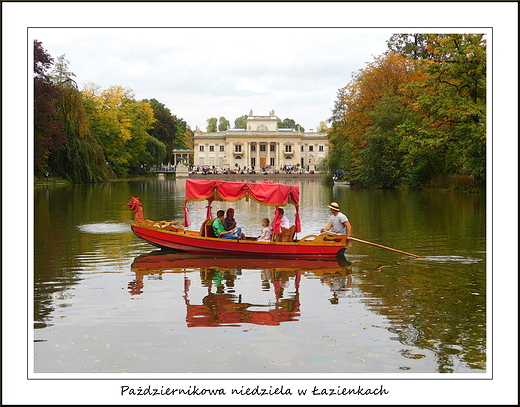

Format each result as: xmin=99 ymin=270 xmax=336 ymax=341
xmin=212 ymin=210 xmax=243 ymax=239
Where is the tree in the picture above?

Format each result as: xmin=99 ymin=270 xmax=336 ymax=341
xmin=206 ymin=117 xmax=217 ymax=132
xmin=327 ymin=52 xmax=425 ymax=187
xmin=387 ymin=34 xmax=430 ymax=60
xmin=33 ymin=40 xmax=66 ymax=177
xmin=218 ymin=117 xmax=230 ymax=131
xmin=234 ymin=115 xmax=247 ymax=129
xmin=317 ymin=121 xmax=328 ymax=132
xmin=146 ymin=136 xmax=167 ymax=165
xmin=144 ymin=98 xmax=178 ymax=164
xmin=396 ymin=34 xmax=487 ymax=184
xmin=277 ymin=117 xmax=305 ymax=132
xmin=82 ymin=85 xmax=155 ymax=177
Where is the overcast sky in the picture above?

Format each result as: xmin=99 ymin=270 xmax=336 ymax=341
xmin=32 ymin=27 xmax=392 ymax=131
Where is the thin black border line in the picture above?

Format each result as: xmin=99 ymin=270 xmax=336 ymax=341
xmin=28 ymin=26 xmax=491 ymax=381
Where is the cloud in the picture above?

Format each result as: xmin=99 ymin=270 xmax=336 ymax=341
xmin=32 ymin=27 xmax=392 ymax=130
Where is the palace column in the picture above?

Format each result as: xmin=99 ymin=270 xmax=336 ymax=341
xmin=244 ymin=141 xmax=249 ymax=168
xmin=266 ymin=141 xmax=270 ymax=170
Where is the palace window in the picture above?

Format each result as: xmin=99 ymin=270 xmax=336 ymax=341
xmin=234 ymin=144 xmax=242 ymax=153
xmin=199 ymin=145 xmax=204 ymax=152
xmin=220 ymin=145 xmax=225 ymax=152
xmin=270 ymin=157 xmax=275 ymax=166
xmin=285 ymin=145 xmax=292 ymax=153
xmin=301 ymin=146 xmax=304 ymax=152
xmin=309 ymin=145 xmax=314 ymax=152
xmin=319 ymin=145 xmax=324 ymax=152
xmin=251 ymin=144 xmax=256 ymax=152
xmin=260 ymin=144 xmax=266 ymax=152
xmin=209 ymin=145 xmax=214 ymax=152
xmin=270 ymin=145 xmax=275 ymax=152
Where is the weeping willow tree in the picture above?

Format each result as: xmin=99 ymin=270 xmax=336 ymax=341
xmin=47 ymin=55 xmax=114 ymax=182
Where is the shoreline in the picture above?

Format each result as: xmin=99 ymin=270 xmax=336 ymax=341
xmin=187 ymin=172 xmax=325 ymax=181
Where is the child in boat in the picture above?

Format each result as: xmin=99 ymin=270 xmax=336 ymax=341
xmin=257 ymin=218 xmax=272 ymax=241
xmin=213 ymin=209 xmax=243 ymax=239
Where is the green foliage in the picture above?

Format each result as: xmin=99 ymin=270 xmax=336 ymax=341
xmin=327 ymin=34 xmax=486 ymax=190
xmin=49 ymin=84 xmax=113 ymax=182
xmin=387 ymin=34 xmax=430 ymax=60
xmin=206 ymin=117 xmax=217 ymax=132
xmin=234 ymin=115 xmax=247 ymax=129
xmin=277 ymin=117 xmax=305 ymax=132
xmin=145 ymin=136 xmax=167 ymax=164
xmin=357 ymin=96 xmax=406 ymax=188
xmin=144 ymin=98 xmax=178 ymax=164
xmin=218 ymin=117 xmax=230 ymax=131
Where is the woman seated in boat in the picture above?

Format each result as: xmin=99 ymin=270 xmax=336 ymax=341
xmin=213 ymin=210 xmax=244 ymax=240
xmin=223 ymin=207 xmax=246 ymax=239
xmin=257 ymin=218 xmax=272 ymax=241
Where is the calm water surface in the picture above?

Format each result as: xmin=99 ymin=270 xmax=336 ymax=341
xmin=32 ymin=178 xmax=486 ymax=375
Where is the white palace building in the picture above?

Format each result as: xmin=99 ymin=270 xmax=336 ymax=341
xmin=192 ymin=109 xmax=329 ymax=172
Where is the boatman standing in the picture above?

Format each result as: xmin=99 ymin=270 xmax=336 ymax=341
xmin=320 ymin=202 xmax=352 ymax=237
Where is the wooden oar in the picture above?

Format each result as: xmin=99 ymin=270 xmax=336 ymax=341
xmin=324 ymin=232 xmax=425 ymax=258
xmin=349 ymin=236 xmax=426 ymax=258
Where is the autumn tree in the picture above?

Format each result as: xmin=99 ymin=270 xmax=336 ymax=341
xmin=33 ymin=40 xmax=66 ymax=177
xmin=327 ymin=34 xmax=486 ymax=189
xmin=328 ymin=52 xmax=424 ymax=187
xmin=396 ymin=34 xmax=486 ymax=186
xmin=82 ymin=85 xmax=155 ymax=177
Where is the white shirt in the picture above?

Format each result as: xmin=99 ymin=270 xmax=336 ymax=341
xmin=329 ymin=212 xmax=348 ymax=234
xmin=280 ymin=216 xmax=290 ymax=229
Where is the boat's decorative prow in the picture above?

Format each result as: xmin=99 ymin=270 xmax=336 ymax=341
xmin=127 ymin=196 xmax=144 ymax=223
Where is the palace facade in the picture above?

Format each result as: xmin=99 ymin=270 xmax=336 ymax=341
xmin=193 ymin=110 xmax=329 ymax=171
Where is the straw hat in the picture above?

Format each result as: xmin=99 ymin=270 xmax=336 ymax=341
xmin=328 ymin=202 xmax=341 ymax=211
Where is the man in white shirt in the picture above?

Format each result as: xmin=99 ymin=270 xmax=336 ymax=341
xmin=277 ymin=207 xmax=290 ymax=228
xmin=320 ymin=202 xmax=352 ymax=236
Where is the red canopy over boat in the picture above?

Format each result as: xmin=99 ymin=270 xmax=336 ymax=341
xmin=183 ymin=179 xmax=301 ymax=233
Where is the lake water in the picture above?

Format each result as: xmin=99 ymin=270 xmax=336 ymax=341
xmin=26 ymin=177 xmax=490 ymax=402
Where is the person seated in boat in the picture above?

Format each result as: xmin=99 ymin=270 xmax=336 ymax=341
xmin=277 ymin=208 xmax=290 ymax=229
xmin=213 ymin=210 xmax=243 ymax=239
xmin=223 ymin=207 xmax=246 ymax=239
xmin=320 ymin=202 xmax=352 ymax=236
xmin=257 ymin=218 xmax=272 ymax=241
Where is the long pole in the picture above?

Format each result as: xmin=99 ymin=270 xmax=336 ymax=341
xmin=348 ymin=236 xmax=426 ymax=258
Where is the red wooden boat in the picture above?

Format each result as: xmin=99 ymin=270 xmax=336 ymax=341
xmin=127 ymin=179 xmax=350 ymax=259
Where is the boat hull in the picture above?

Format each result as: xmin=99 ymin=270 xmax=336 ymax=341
xmin=131 ymin=223 xmax=348 ymax=259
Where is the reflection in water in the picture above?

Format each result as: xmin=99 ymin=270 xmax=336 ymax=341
xmin=129 ymin=250 xmax=352 ymax=327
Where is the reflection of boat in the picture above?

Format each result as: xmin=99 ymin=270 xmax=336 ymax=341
xmin=130 ymin=249 xmax=350 ymax=273
xmin=127 ymin=179 xmax=349 ymax=258
xmin=129 ymin=250 xmax=352 ymax=327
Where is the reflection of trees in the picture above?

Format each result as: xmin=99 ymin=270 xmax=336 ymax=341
xmin=356 ymin=263 xmax=486 ymax=372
